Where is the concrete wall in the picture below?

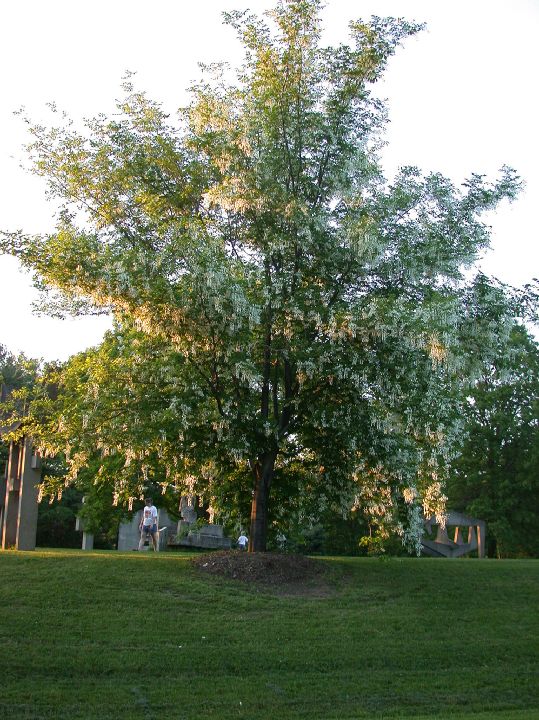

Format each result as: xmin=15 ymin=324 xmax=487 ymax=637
xmin=1 ymin=438 xmax=40 ymax=551
xmin=117 ymin=508 xmax=176 ymax=551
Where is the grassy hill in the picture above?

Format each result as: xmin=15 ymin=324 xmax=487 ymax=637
xmin=0 ymin=550 xmax=538 ymax=720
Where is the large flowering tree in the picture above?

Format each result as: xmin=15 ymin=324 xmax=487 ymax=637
xmin=1 ymin=0 xmax=525 ymax=551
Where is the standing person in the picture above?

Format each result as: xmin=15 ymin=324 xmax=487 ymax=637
xmin=237 ymin=531 xmax=248 ymax=551
xmin=138 ymin=497 xmax=159 ymax=551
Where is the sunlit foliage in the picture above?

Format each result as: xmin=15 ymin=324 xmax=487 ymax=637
xmin=1 ymin=0 xmax=530 ymax=551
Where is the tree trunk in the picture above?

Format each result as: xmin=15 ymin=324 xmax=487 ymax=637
xmin=248 ymin=451 xmax=277 ymax=552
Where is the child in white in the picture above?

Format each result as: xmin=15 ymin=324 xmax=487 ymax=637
xmin=237 ymin=532 xmax=248 ymax=550
xmin=138 ymin=497 xmax=159 ymax=551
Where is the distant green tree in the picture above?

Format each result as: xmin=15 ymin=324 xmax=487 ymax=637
xmin=0 ymin=344 xmax=40 ymax=392
xmin=449 ymin=325 xmax=539 ymax=557
xmin=36 ymin=486 xmax=82 ymax=548
xmin=0 ymin=345 xmax=41 ymax=476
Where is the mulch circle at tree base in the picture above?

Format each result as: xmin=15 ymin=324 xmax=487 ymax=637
xmin=191 ymin=551 xmax=332 ymax=595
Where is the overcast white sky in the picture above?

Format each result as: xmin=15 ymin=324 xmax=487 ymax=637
xmin=1 ymin=0 xmax=538 ymax=362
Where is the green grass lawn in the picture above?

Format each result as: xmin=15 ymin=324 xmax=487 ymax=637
xmin=0 ymin=550 xmax=538 ymax=720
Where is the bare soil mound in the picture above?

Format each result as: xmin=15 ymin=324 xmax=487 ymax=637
xmin=191 ymin=551 xmax=331 ymax=596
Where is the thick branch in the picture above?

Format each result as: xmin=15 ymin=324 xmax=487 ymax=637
xmin=261 ymin=314 xmax=272 ymax=421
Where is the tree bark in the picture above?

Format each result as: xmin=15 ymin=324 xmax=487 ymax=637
xmin=248 ymin=450 xmax=277 ymax=552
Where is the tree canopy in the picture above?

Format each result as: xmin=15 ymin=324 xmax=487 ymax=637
xmin=1 ymin=0 xmax=531 ymax=552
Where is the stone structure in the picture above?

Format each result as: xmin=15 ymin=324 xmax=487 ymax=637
xmin=117 ymin=508 xmax=174 ymax=551
xmin=176 ymin=495 xmax=197 ymax=537
xmin=75 ymin=496 xmax=94 ymax=550
xmin=421 ymin=511 xmax=486 ymax=558
xmin=116 ymin=495 xmax=233 ymax=551
xmin=170 ymin=495 xmax=233 ymax=549
xmin=176 ymin=523 xmax=232 ymax=550
xmin=0 ymin=436 xmax=41 ymax=551
xmin=94 ymin=502 xmax=234 ymax=552
xmin=75 ymin=506 xmax=94 ymax=550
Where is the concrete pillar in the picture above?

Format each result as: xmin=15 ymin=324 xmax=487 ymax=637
xmin=16 ymin=438 xmax=40 ymax=551
xmin=82 ymin=532 xmax=94 ymax=550
xmin=2 ymin=441 xmax=22 ymax=549
xmin=435 ymin=525 xmax=451 ymax=544
xmin=3 ymin=490 xmax=19 ymax=548
xmin=477 ymin=523 xmax=486 ymax=558
xmin=76 ymin=497 xmax=96 ymax=550
xmin=467 ymin=525 xmax=477 ymax=547
xmin=117 ymin=511 xmax=143 ymax=551
xmin=454 ymin=526 xmax=464 ymax=545
xmin=0 ymin=451 xmax=7 ymax=537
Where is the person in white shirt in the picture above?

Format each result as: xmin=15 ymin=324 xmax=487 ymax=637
xmin=237 ymin=532 xmax=248 ymax=551
xmin=138 ymin=497 xmax=159 ymax=551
